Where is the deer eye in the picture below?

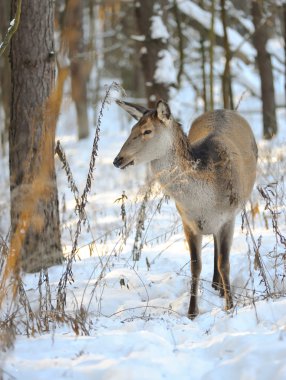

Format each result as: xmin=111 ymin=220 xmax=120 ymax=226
xmin=143 ymin=130 xmax=152 ymax=135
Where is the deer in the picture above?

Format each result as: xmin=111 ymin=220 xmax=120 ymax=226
xmin=113 ymin=99 xmax=257 ymax=319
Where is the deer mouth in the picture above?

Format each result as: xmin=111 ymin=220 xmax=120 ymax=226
xmin=113 ymin=155 xmax=134 ymax=169
xmin=121 ymin=160 xmax=134 ymax=170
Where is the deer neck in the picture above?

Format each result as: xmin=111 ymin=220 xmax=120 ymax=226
xmin=150 ymin=122 xmax=213 ymax=200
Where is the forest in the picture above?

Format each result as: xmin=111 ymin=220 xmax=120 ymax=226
xmin=0 ymin=0 xmax=286 ymax=379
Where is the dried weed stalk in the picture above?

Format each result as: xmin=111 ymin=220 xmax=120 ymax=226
xmin=56 ymin=82 xmax=123 ymax=312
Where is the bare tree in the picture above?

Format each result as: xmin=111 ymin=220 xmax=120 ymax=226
xmin=220 ymin=0 xmax=234 ymax=109
xmin=10 ymin=0 xmax=63 ymax=272
xmin=283 ymin=1 xmax=286 ymax=105
xmin=209 ymin=0 xmax=216 ymax=111
xmin=251 ymin=0 xmax=277 ymax=139
xmin=62 ymin=0 xmax=90 ymax=140
xmin=135 ymin=0 xmax=175 ymax=107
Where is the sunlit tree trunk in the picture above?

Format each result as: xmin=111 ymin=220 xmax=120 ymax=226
xmin=251 ymin=0 xmax=277 ymax=139
xmin=63 ymin=0 xmax=90 ymax=140
xmin=10 ymin=0 xmax=63 ymax=272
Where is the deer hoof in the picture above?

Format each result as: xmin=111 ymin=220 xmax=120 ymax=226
xmin=225 ymin=297 xmax=233 ymax=311
xmin=188 ymin=307 xmax=199 ymax=320
xmin=212 ymin=281 xmax=225 ymax=297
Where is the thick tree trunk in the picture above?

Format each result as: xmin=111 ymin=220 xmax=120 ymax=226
xmin=251 ymin=0 xmax=277 ymax=139
xmin=63 ymin=0 xmax=89 ymax=140
xmin=10 ymin=0 xmax=63 ymax=272
xmin=135 ymin=0 xmax=174 ymax=108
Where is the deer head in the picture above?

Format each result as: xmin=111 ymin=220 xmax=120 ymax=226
xmin=113 ymin=100 xmax=174 ymax=169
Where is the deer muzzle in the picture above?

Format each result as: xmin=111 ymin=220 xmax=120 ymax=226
xmin=113 ymin=155 xmax=134 ymax=170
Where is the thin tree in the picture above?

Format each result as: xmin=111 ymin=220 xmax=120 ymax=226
xmin=220 ymin=0 xmax=234 ymax=109
xmin=9 ymin=0 xmax=63 ymax=272
xmin=251 ymin=0 xmax=277 ymax=139
xmin=200 ymin=0 xmax=208 ymax=111
xmin=209 ymin=0 xmax=216 ymax=111
xmin=173 ymin=0 xmax=184 ymax=87
xmin=283 ymin=1 xmax=286 ymax=106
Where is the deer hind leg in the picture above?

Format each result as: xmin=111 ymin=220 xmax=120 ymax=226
xmin=214 ymin=220 xmax=235 ymax=310
xmin=183 ymin=223 xmax=202 ymax=319
xmin=212 ymin=238 xmax=224 ymax=297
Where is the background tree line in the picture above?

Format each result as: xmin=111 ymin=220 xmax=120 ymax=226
xmin=0 ymin=0 xmax=285 ymax=276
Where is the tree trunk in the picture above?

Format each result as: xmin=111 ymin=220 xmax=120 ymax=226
xmin=199 ymin=0 xmax=207 ymax=112
xmin=135 ymin=0 xmax=174 ymax=108
xmin=10 ymin=0 xmax=63 ymax=272
xmin=283 ymin=1 xmax=286 ymax=106
xmin=209 ymin=0 xmax=215 ymax=111
xmin=173 ymin=0 xmax=184 ymax=87
xmin=63 ymin=0 xmax=89 ymax=140
xmin=0 ymin=0 xmax=11 ymax=152
xmin=251 ymin=0 xmax=277 ymax=139
xmin=120 ymin=1 xmax=145 ymax=99
xmin=220 ymin=0 xmax=234 ymax=109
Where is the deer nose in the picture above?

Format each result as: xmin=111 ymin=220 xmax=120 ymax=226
xmin=113 ymin=155 xmax=123 ymax=168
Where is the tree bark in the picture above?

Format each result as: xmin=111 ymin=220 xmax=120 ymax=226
xmin=135 ymin=0 xmax=173 ymax=108
xmin=251 ymin=0 xmax=277 ymax=139
xmin=10 ymin=0 xmax=63 ymax=272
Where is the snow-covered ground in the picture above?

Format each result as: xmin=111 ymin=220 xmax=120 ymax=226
xmin=1 ymin=79 xmax=286 ymax=379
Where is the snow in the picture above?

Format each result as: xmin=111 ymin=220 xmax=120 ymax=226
xmin=154 ymin=50 xmax=177 ymax=85
xmin=4 ymin=300 xmax=286 ymax=379
xmin=131 ymin=35 xmax=146 ymax=42
xmin=150 ymin=16 xmax=170 ymax=40
xmin=1 ymin=93 xmax=286 ymax=378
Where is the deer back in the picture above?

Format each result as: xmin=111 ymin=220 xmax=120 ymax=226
xmin=188 ymin=109 xmax=257 ymax=207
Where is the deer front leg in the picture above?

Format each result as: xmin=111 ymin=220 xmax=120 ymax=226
xmin=183 ymin=223 xmax=202 ymax=319
xmin=212 ymin=237 xmax=224 ymax=297
xmin=214 ymin=220 xmax=235 ymax=310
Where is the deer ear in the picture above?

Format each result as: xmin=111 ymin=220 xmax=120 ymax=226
xmin=116 ymin=100 xmax=148 ymax=121
xmin=156 ymin=100 xmax=171 ymax=123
